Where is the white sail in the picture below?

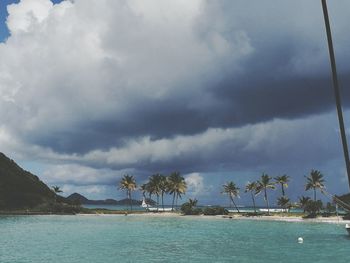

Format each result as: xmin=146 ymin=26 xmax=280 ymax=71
xmin=141 ymin=198 xmax=149 ymax=208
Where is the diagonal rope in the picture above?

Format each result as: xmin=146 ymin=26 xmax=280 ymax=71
xmin=321 ymin=188 xmax=350 ymax=212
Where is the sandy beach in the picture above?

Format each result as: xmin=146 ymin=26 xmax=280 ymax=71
xmin=223 ymin=214 xmax=350 ymax=224
xmin=78 ymin=212 xmax=350 ymax=225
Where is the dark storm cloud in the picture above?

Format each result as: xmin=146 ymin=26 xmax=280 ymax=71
xmin=29 ymin=52 xmax=350 ymax=155
xmin=18 ymin=0 xmax=349 ymax=156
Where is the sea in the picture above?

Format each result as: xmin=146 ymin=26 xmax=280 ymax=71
xmin=0 ymin=214 xmax=349 ymax=263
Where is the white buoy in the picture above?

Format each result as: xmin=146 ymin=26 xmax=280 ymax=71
xmin=346 ymin=224 xmax=350 ymax=235
xmin=298 ymin=237 xmax=303 ymax=243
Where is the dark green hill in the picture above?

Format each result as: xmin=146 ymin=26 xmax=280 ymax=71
xmin=66 ymin=193 xmax=135 ymax=205
xmin=66 ymin=193 xmax=89 ymax=204
xmin=0 ymin=152 xmax=56 ymax=210
xmin=67 ymin=193 xmax=118 ymax=205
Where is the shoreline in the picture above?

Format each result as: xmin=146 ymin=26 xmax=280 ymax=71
xmin=223 ymin=214 xmax=350 ymax=224
xmin=1 ymin=210 xmax=350 ymax=225
xmin=76 ymin=212 xmax=350 ymax=224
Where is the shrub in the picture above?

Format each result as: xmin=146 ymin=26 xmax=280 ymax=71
xmin=181 ymin=202 xmax=202 ymax=215
xmin=181 ymin=202 xmax=192 ymax=215
xmin=322 ymin=202 xmax=336 ymax=217
xmin=304 ymin=200 xmax=323 ymax=218
xmin=203 ymin=206 xmax=228 ymax=216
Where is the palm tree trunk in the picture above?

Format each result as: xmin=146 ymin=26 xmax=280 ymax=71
xmin=126 ymin=190 xmax=129 ymax=211
xmin=281 ymin=184 xmax=285 ymax=196
xmin=175 ymin=194 xmax=178 ymax=210
xmin=264 ymin=188 xmax=269 ymax=215
xmin=148 ymin=193 xmax=152 ymax=209
xmin=143 ymin=193 xmax=149 ymax=209
xmin=161 ymin=192 xmax=164 ymax=211
xmin=157 ymin=194 xmax=159 ymax=212
xmin=314 ymin=187 xmax=316 ymax=201
xmin=171 ymin=192 xmax=176 ymax=211
xmin=129 ymin=191 xmax=133 ymax=211
xmin=230 ymin=194 xmax=240 ymax=213
xmin=251 ymin=192 xmax=257 ymax=213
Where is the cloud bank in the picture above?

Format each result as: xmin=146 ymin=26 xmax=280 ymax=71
xmin=1 ymin=0 xmax=350 ymax=201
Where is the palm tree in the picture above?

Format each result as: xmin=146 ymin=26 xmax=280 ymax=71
xmin=245 ymin=181 xmax=258 ymax=213
xmin=188 ymin=198 xmax=198 ymax=208
xmin=222 ymin=181 xmax=240 ymax=213
xmin=159 ymin=174 xmax=168 ymax=211
xmin=257 ymin=173 xmax=275 ymax=215
xmin=140 ymin=183 xmax=148 ymax=199
xmin=298 ymin=196 xmax=311 ymax=213
xmin=52 ymin=186 xmax=62 ymax=203
xmin=149 ymin=174 xmax=162 ymax=211
xmin=305 ymin=169 xmax=325 ymax=201
xmin=181 ymin=198 xmax=198 ymax=215
xmin=277 ymin=196 xmax=290 ymax=212
xmin=274 ymin=175 xmax=290 ymax=196
xmin=52 ymin=186 xmax=62 ymax=194
xmin=167 ymin=172 xmax=187 ymax=211
xmin=119 ymin=174 xmax=137 ymax=211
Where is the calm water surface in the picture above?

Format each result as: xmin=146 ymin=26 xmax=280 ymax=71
xmin=0 ymin=215 xmax=349 ymax=263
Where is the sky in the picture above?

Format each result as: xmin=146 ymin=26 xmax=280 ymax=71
xmin=0 ymin=0 xmax=350 ymax=206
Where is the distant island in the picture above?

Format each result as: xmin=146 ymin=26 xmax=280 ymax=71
xmin=66 ymin=192 xmax=156 ymax=206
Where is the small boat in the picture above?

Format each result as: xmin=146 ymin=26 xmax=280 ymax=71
xmin=141 ymin=198 xmax=172 ymax=212
xmin=141 ymin=198 xmax=149 ymax=208
xmin=346 ymin=224 xmax=350 ymax=235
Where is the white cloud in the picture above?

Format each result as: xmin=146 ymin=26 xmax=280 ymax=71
xmin=0 ymin=0 xmax=252 ymax=144
xmin=185 ymin=173 xmax=205 ymax=197
xmin=7 ymin=0 xmax=53 ymax=34
xmin=41 ymin=163 xmax=130 ymax=185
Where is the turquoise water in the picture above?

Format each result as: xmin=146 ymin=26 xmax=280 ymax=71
xmin=0 ymin=215 xmax=349 ymax=263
